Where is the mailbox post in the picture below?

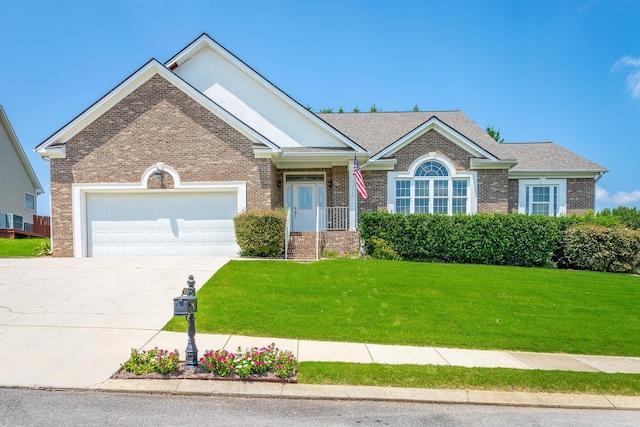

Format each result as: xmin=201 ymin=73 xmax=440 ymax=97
xmin=173 ymin=275 xmax=198 ymax=369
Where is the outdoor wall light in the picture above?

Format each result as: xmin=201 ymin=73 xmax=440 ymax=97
xmin=277 ymin=181 xmax=282 ymax=189
xmin=154 ymin=162 xmax=165 ymax=180
xmin=328 ymin=181 xmax=333 ymax=188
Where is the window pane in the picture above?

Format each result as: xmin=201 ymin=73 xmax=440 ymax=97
xmin=415 ymin=180 xmax=429 ymax=197
xmin=396 ymin=180 xmax=410 ymax=197
xmin=395 ymin=180 xmax=411 ymax=214
xmin=298 ymin=187 xmax=312 ymax=209
xmin=433 ymin=180 xmax=448 ymax=197
xmin=532 ymin=186 xmax=550 ymax=203
xmin=452 ymin=198 xmax=467 ymax=214
xmin=433 ymin=198 xmax=448 ymax=214
xmin=414 ymin=181 xmax=429 ymax=213
xmin=396 ymin=198 xmax=410 ymax=214
xmin=318 ymin=187 xmax=326 ymax=208
xmin=531 ymin=203 xmax=549 ymax=215
xmin=25 ymin=194 xmax=35 ymax=210
xmin=285 ymin=187 xmax=292 ymax=209
xmin=452 ymin=180 xmax=467 ymax=214
xmin=415 ymin=161 xmax=449 ymax=177
xmin=452 ymin=180 xmax=467 ymax=197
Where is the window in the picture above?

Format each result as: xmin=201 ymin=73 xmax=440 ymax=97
xmin=390 ymin=159 xmax=472 ymax=215
xmin=525 ymin=185 xmax=558 ymax=216
xmin=25 ymin=193 xmax=35 ymax=211
xmin=518 ymin=179 xmax=566 ymax=217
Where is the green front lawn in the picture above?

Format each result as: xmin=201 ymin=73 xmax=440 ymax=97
xmin=0 ymin=237 xmax=48 ymax=257
xmin=299 ymin=362 xmax=640 ymax=395
xmin=165 ymin=259 xmax=640 ymax=357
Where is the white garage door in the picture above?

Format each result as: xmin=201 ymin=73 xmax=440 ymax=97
xmin=86 ymin=192 xmax=239 ymax=257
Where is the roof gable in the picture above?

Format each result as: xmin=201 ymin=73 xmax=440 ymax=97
xmin=0 ymin=106 xmax=43 ymax=194
xmin=36 ymin=59 xmax=278 ymax=157
xmin=370 ymin=115 xmax=499 ymax=161
xmin=166 ymin=34 xmax=363 ymax=152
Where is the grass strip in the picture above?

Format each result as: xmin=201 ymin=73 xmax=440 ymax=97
xmin=298 ymin=362 xmax=640 ymax=396
xmin=164 ymin=259 xmax=640 ymax=356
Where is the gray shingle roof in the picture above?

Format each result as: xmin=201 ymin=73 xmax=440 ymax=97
xmin=494 ymin=142 xmax=607 ymax=173
xmin=318 ymin=111 xmax=502 ymax=158
xmin=317 ymin=111 xmax=606 ymax=173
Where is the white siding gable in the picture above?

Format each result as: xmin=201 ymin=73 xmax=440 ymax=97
xmin=173 ymin=45 xmax=346 ymax=149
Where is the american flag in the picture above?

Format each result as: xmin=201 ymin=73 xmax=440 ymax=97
xmin=353 ymin=156 xmax=367 ymax=199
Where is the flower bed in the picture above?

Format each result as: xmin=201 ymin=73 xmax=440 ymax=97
xmin=115 ymin=343 xmax=297 ymax=382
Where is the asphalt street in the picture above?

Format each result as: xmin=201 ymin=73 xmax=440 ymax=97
xmin=2 ymin=388 xmax=639 ymax=427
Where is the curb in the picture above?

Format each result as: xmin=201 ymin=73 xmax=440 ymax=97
xmin=84 ymin=380 xmax=640 ymax=410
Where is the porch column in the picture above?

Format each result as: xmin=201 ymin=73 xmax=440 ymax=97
xmin=348 ymin=158 xmax=357 ymax=230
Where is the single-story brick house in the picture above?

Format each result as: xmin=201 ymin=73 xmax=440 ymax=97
xmin=36 ymin=34 xmax=607 ymax=258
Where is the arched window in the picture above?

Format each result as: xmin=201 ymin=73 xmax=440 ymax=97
xmin=393 ymin=159 xmax=470 ymax=215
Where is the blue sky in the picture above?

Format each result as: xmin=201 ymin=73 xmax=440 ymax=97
xmin=2 ymin=0 xmax=639 ymax=215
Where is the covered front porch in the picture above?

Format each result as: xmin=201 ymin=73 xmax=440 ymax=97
xmin=266 ymin=149 xmax=367 ymax=260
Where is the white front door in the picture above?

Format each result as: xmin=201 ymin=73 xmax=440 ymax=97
xmin=285 ymin=175 xmax=326 ymax=232
xmin=292 ymin=183 xmax=316 ymax=231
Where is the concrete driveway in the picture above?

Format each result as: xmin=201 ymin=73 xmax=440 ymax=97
xmin=0 ymin=256 xmax=231 ymax=389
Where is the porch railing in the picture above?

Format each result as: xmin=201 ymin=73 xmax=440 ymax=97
xmin=318 ymin=207 xmax=349 ymax=231
xmin=285 ymin=207 xmax=291 ymax=260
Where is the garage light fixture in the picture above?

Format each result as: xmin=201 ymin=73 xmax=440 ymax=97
xmin=155 ymin=162 xmax=165 ymax=180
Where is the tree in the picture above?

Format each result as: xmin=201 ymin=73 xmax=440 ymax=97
xmin=413 ymin=104 xmax=420 ymax=112
xmin=486 ymin=125 xmax=504 ymax=143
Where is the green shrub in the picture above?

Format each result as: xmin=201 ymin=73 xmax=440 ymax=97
xmin=233 ymin=209 xmax=287 ymax=257
xmin=34 ymin=238 xmax=51 ymax=257
xmin=121 ymin=347 xmax=180 ymax=375
xmin=359 ymin=212 xmax=564 ymax=267
xmin=563 ymin=224 xmax=640 ymax=273
xmin=368 ymin=236 xmax=402 ymax=260
xmin=597 ymin=206 xmax=640 ymax=230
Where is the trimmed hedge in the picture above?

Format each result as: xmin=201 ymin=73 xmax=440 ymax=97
xmin=563 ymin=224 xmax=640 ymax=273
xmin=359 ymin=212 xmax=639 ymax=272
xmin=360 ymin=212 xmax=563 ymax=267
xmin=233 ymin=209 xmax=287 ymax=257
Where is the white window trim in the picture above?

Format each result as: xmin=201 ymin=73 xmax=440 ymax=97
xmin=386 ymin=154 xmax=477 ymax=214
xmin=518 ymin=178 xmax=567 ymax=216
xmin=25 ymin=193 xmax=36 ymax=211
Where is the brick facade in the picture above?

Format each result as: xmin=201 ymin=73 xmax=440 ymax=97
xmin=393 ymin=129 xmax=472 ymax=171
xmin=50 ymin=74 xmax=271 ymax=256
xmin=508 ymin=179 xmax=519 ymax=213
xmin=566 ymin=178 xmax=596 ymax=214
xmin=358 ymin=170 xmax=387 ymax=212
xmin=476 ymin=169 xmax=509 ymax=213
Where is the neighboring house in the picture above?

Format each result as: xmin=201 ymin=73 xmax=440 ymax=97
xmin=35 ymin=34 xmax=607 ymax=258
xmin=1 ymin=105 xmax=44 ymax=237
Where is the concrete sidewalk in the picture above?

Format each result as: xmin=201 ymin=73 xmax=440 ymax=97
xmin=141 ymin=332 xmax=640 ymax=374
xmin=97 ymin=331 xmax=640 ymax=410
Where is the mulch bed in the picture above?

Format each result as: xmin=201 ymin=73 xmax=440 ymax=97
xmin=111 ymin=362 xmax=297 ymax=383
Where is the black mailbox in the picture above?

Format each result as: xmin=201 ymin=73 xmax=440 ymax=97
xmin=174 ymin=293 xmax=197 ymax=316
